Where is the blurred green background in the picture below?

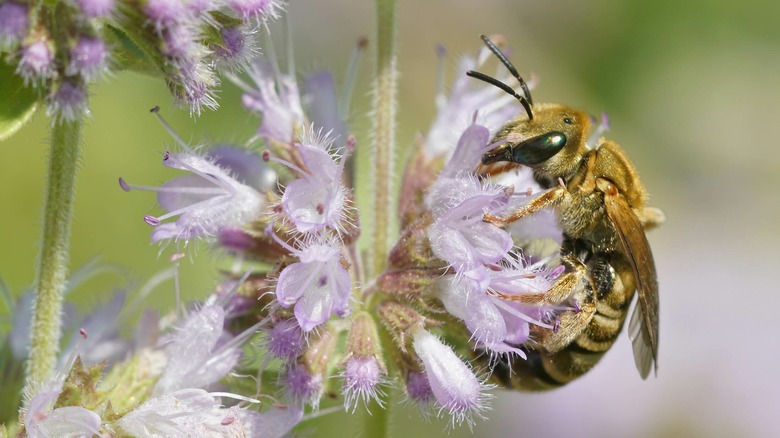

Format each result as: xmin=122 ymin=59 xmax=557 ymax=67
xmin=2 ymin=0 xmax=780 ymax=436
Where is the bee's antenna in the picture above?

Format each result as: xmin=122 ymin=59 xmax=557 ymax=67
xmin=479 ymin=34 xmax=533 ymax=105
xmin=466 ymin=70 xmax=534 ymax=120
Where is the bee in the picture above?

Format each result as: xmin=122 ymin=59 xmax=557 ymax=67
xmin=467 ymin=35 xmax=664 ymax=390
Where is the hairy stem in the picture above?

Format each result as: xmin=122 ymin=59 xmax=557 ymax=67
xmin=370 ymin=0 xmax=397 ymax=278
xmin=24 ymin=119 xmax=82 ymax=390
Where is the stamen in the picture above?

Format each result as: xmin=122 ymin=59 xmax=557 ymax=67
xmin=118 ymin=177 xmax=131 ymax=192
xmin=340 ymin=37 xmax=367 ymax=115
xmin=434 ymin=43 xmax=447 ymax=108
xmin=221 ymin=416 xmax=235 ymax=426
xmin=264 ymin=225 xmax=298 ymax=254
xmin=79 ymin=328 xmax=88 ymax=339
xmin=489 ymin=296 xmax=553 ymax=329
xmin=144 ymin=216 xmax=161 ymax=226
xmin=150 ymin=107 xmax=191 ymax=151
xmin=553 ymin=320 xmax=561 ymax=333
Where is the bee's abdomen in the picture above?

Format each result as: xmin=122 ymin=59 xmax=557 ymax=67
xmin=492 ymin=252 xmax=636 ymax=391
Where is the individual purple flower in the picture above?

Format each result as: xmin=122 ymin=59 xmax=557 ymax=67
xmin=23 ymin=381 xmax=102 ymax=438
xmin=270 ymin=128 xmax=351 ymax=234
xmin=405 ymin=370 xmax=434 ymax=404
xmin=426 ymin=40 xmax=536 ymax=159
xmin=0 ymin=1 xmax=28 ymax=48
xmin=586 ymin=112 xmax=611 ymax=147
xmin=17 ymin=39 xmax=56 ymax=84
xmin=342 ymin=356 xmax=385 ymax=412
xmin=284 ymin=365 xmax=323 ymax=407
xmin=67 ymin=36 xmax=109 ymax=81
xmin=154 ymin=305 xmax=241 ymax=394
xmin=304 ymin=71 xmax=348 ymax=143
xmin=437 ymin=258 xmax=558 ymax=358
xmin=270 ymin=231 xmax=352 ymax=331
xmin=227 ymin=0 xmax=286 ymax=22
xmin=118 ymin=388 xmax=237 ymax=436
xmin=238 ymin=60 xmax=304 ymax=144
xmin=48 ymin=80 xmax=89 ymax=122
xmin=237 ymin=404 xmax=304 ymax=438
xmin=426 ymin=174 xmax=513 ymax=274
xmin=75 ymin=0 xmax=115 ymax=18
xmin=212 ymin=25 xmax=257 ymax=70
xmin=161 ymin=23 xmax=200 ymax=61
xmin=411 ymin=327 xmax=493 ymax=428
xmin=436 ymin=121 xmax=493 ymax=180
xmin=265 ymin=318 xmax=305 ymax=360
xmin=120 ymin=141 xmax=267 ymax=245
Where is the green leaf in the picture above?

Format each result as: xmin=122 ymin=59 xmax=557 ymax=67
xmin=0 ymin=61 xmax=39 ymax=142
xmin=103 ymin=24 xmax=163 ymax=77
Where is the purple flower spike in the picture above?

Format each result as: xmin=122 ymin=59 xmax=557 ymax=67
xmin=17 ymin=40 xmax=56 ymax=84
xmin=75 ymin=0 xmax=115 ymax=18
xmin=0 ymin=2 xmax=28 ymax=48
xmin=68 ymin=36 xmax=108 ymax=81
xmin=412 ymin=328 xmax=492 ymax=428
xmin=274 ymin=235 xmax=352 ymax=331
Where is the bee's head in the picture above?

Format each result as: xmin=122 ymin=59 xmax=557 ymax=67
xmin=466 ymin=35 xmax=591 ymax=178
xmin=482 ymin=104 xmax=591 ymax=177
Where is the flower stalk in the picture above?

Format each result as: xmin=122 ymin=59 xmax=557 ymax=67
xmin=24 ymin=118 xmax=82 ymax=391
xmin=369 ymin=0 xmax=398 ymax=277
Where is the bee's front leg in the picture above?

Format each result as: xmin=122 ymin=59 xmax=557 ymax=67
xmin=484 ymin=184 xmax=567 ymax=225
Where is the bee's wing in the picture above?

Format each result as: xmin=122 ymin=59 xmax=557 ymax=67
xmin=604 ymin=190 xmax=659 ymax=379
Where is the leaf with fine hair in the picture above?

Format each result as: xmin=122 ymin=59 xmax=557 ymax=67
xmin=0 ymin=61 xmax=38 ymax=142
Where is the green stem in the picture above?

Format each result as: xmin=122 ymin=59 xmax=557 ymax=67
xmin=24 ymin=119 xmax=82 ymax=390
xmin=362 ymin=393 xmax=391 ymax=438
xmin=370 ymin=0 xmax=398 ymax=278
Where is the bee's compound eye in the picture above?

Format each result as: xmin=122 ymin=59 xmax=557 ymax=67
xmin=511 ymin=132 xmax=567 ymax=165
xmin=564 ymin=117 xmax=573 ymax=124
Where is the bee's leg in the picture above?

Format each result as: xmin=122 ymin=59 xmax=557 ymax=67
xmin=484 ymin=185 xmax=567 ymax=225
xmin=490 ymin=254 xmax=587 ymax=307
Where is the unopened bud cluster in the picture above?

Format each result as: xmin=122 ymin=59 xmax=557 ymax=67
xmin=0 ymin=0 xmax=285 ymax=120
